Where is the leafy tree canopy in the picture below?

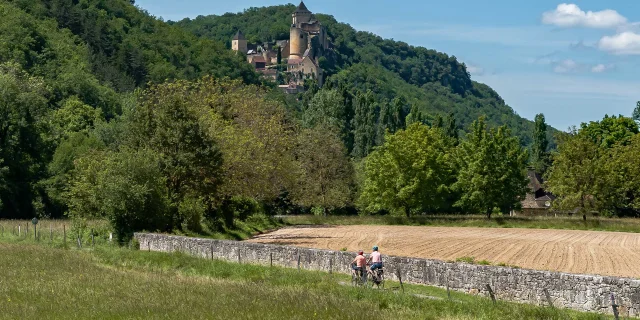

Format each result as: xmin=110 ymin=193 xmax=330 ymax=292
xmin=579 ymin=114 xmax=639 ymax=148
xmin=454 ymin=117 xmax=529 ymax=218
xmin=359 ymin=123 xmax=456 ymax=216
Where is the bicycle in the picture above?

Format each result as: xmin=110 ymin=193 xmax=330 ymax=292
xmin=367 ymin=266 xmax=385 ymax=289
xmin=350 ymin=263 xmax=366 ymax=286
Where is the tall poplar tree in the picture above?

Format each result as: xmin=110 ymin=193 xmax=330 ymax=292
xmin=532 ymin=113 xmax=550 ymax=174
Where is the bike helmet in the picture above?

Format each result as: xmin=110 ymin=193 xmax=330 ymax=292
xmin=373 ymin=246 xmax=378 ymax=251
xmin=358 ymin=250 xmax=364 ymax=255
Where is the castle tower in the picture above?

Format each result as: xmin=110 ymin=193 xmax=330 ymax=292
xmin=292 ymin=1 xmax=312 ymax=26
xmin=290 ymin=2 xmax=311 ymax=60
xmin=232 ymin=30 xmax=247 ymax=54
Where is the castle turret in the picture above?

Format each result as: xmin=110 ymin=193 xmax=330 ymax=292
xmin=232 ymin=30 xmax=247 ymax=54
xmin=292 ymin=1 xmax=312 ymax=26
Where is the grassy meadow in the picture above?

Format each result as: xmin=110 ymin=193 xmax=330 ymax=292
xmin=282 ymin=214 xmax=640 ymax=233
xmin=0 ymin=234 xmax=617 ymax=320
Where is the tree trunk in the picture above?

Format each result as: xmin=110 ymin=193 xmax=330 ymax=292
xmin=404 ymin=206 xmax=410 ymax=218
xmin=486 ymin=208 xmax=492 ymax=219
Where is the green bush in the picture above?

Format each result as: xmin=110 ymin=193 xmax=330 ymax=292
xmin=66 ymin=149 xmax=171 ymax=243
xmin=455 ymin=256 xmax=475 ymax=264
xmin=178 ymin=195 xmax=206 ymax=233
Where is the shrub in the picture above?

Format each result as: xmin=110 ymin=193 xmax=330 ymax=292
xmin=178 ymin=195 xmax=206 ymax=233
xmin=66 ymin=149 xmax=171 ymax=243
xmin=455 ymin=256 xmax=475 ymax=264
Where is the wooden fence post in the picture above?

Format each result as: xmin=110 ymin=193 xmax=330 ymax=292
xmin=91 ymin=229 xmax=95 ymax=248
xmin=18 ymin=225 xmax=21 ymax=237
xmin=269 ymin=251 xmax=273 ymax=267
xmin=543 ymin=288 xmax=554 ymax=308
xmin=210 ymin=244 xmax=214 ymax=260
xmin=446 ymin=274 xmax=451 ymax=300
xmin=49 ymin=224 xmax=53 ymax=242
xmin=63 ymin=225 xmax=66 ymax=246
xmin=611 ymin=293 xmax=620 ymax=320
xmin=297 ymin=252 xmax=301 ymax=271
xmin=486 ymin=284 xmax=496 ymax=305
xmin=396 ymin=268 xmax=404 ymax=294
xmin=329 ymin=256 xmax=333 ymax=274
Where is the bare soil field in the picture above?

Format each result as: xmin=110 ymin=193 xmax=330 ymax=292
xmin=248 ymin=225 xmax=640 ymax=278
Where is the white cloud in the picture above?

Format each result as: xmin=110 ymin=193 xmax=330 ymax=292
xmin=542 ymin=3 xmax=627 ymax=29
xmin=598 ymin=31 xmax=640 ymax=55
xmin=553 ymin=59 xmax=579 ymax=73
xmin=591 ymin=64 xmax=615 ymax=73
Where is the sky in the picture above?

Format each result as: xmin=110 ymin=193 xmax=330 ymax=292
xmin=135 ymin=0 xmax=640 ymax=130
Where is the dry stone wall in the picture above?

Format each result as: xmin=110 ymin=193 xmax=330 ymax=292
xmin=135 ymin=233 xmax=640 ymax=316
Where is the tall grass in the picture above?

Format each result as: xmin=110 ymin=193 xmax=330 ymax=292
xmin=0 ymin=241 xmax=614 ymax=319
xmin=282 ymin=214 xmax=640 ymax=233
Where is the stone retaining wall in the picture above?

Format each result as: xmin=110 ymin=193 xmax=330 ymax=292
xmin=135 ymin=233 xmax=640 ymax=316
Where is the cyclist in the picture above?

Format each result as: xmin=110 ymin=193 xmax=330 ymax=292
xmin=368 ymin=245 xmax=383 ymax=271
xmin=351 ymin=250 xmax=366 ymax=281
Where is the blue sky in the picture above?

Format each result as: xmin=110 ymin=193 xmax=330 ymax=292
xmin=136 ymin=0 xmax=640 ymax=130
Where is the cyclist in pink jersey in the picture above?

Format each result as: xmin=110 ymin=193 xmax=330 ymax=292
xmin=368 ymin=246 xmax=383 ymax=271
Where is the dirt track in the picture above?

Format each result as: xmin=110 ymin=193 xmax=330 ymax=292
xmin=248 ymin=225 xmax=640 ymax=278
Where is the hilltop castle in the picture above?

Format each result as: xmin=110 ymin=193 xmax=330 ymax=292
xmin=232 ymin=1 xmax=330 ymax=92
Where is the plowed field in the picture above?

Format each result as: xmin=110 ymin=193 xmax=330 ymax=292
xmin=248 ymin=225 xmax=640 ymax=278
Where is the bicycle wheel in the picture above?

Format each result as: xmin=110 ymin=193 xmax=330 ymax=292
xmin=378 ymin=271 xmax=385 ymax=289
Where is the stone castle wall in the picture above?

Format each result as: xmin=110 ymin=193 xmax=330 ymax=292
xmin=135 ymin=233 xmax=640 ymax=316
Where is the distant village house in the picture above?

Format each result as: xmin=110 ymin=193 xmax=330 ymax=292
xmin=514 ymin=168 xmax=556 ymax=216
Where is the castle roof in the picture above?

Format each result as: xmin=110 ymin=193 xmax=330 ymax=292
xmin=233 ymin=30 xmax=245 ymax=41
xmin=295 ymin=1 xmax=310 ymax=13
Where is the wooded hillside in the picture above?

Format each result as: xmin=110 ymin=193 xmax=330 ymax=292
xmin=174 ymin=4 xmax=557 ymax=147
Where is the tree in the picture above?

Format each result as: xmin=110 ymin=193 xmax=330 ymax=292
xmin=66 ymin=149 xmax=170 ymax=243
xmin=351 ymin=90 xmax=377 ymax=159
xmin=545 ymin=131 xmax=610 ymax=215
xmin=445 ymin=112 xmax=459 ymax=144
xmin=607 ymin=134 xmax=640 ymax=216
xmin=531 ymin=113 xmax=550 ymax=174
xmin=454 ymin=117 xmax=529 ymax=218
xmin=50 ymin=97 xmax=103 ymax=142
xmin=0 ymin=63 xmax=50 ymax=218
xmin=43 ymin=132 xmax=105 ymax=217
xmin=633 ymin=101 xmax=640 ymax=124
xmin=128 ymin=79 xmax=224 ymax=228
xmin=579 ymin=114 xmax=638 ymax=148
xmin=293 ymin=126 xmax=353 ymax=216
xmin=303 ymin=89 xmax=349 ymax=144
xmin=197 ymin=79 xmax=299 ymax=203
xmin=359 ymin=123 xmax=456 ymax=217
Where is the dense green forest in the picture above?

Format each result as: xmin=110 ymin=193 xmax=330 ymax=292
xmin=173 ymin=4 xmax=557 ymax=148
xmin=11 ymin=0 xmax=637 ymax=242
xmin=0 ymin=0 xmax=260 ymax=220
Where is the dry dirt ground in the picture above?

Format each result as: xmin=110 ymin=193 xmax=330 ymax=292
xmin=247 ymin=225 xmax=640 ymax=278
